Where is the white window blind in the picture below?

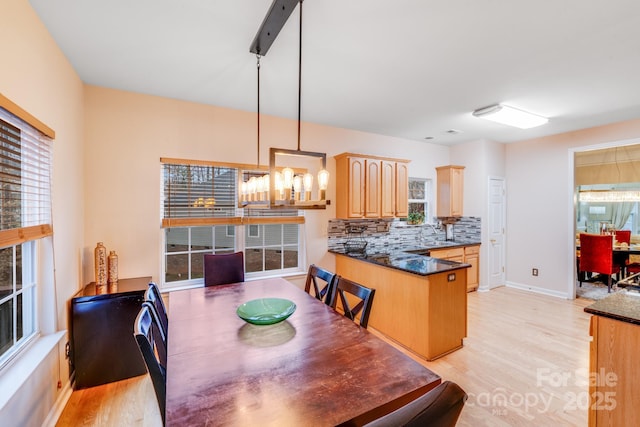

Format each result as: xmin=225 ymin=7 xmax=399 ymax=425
xmin=161 ymin=160 xmax=305 ymax=227
xmin=0 ymin=109 xmax=53 ymax=247
xmin=162 ymin=162 xmax=239 ymax=227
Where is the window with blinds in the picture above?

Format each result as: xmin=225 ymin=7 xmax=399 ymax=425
xmin=0 ymin=110 xmax=52 ymax=247
xmin=162 ymin=163 xmax=238 ymax=227
xmin=161 ymin=159 xmax=305 ymax=286
xmin=0 ymin=100 xmax=52 ymax=368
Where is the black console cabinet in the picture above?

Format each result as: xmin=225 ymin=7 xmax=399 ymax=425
xmin=70 ymin=277 xmax=151 ymax=389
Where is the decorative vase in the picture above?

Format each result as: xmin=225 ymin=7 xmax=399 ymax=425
xmin=94 ymin=242 xmax=108 ymax=286
xmin=108 ymin=250 xmax=119 ymax=284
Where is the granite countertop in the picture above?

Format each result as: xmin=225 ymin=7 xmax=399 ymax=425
xmin=329 ymin=240 xmax=480 ymax=276
xmin=584 ymin=292 xmax=640 ymax=325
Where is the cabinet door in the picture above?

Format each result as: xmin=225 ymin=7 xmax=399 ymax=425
xmin=365 ymin=159 xmax=381 ymax=218
xmin=451 ymin=167 xmax=464 ymax=217
xmin=395 ymin=162 xmax=409 ymax=217
xmin=430 ymin=247 xmax=464 ymax=263
xmin=464 ymin=245 xmax=480 ymax=292
xmin=381 ymin=160 xmax=396 ymax=218
xmin=436 ymin=165 xmax=465 ymax=217
xmin=348 ymin=157 xmax=366 ymax=217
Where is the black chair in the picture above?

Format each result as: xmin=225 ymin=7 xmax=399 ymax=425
xmin=144 ymin=282 xmax=168 ymax=340
xmin=363 ymin=381 xmax=467 ymax=427
xmin=203 ymin=252 xmax=245 ymax=286
xmin=142 ymin=301 xmax=167 ymax=369
xmin=304 ymin=264 xmax=338 ymax=304
xmin=329 ymin=276 xmax=375 ymax=328
xmin=134 ymin=305 xmax=167 ymax=425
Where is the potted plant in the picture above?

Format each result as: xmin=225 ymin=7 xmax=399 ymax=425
xmin=407 ymin=211 xmax=425 ymax=225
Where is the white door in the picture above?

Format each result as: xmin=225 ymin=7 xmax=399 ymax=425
xmin=488 ymin=177 xmax=506 ymax=288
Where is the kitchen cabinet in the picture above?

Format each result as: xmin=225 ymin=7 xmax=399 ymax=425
xmin=464 ymin=245 xmax=480 ymax=292
xmin=429 ymin=247 xmax=464 ymax=263
xmin=365 ymin=158 xmax=381 ymax=217
xmin=335 ymin=153 xmax=410 ymax=219
xmin=436 ymin=165 xmax=465 ymax=217
xmin=395 ymin=161 xmax=409 ymax=217
xmin=586 ymin=310 xmax=640 ymax=425
xmin=430 ymin=244 xmax=480 ymax=292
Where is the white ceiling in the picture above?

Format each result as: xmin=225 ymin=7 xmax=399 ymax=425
xmin=29 ymin=0 xmax=640 ymax=145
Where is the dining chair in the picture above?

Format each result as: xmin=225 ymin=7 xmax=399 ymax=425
xmin=363 ymin=381 xmax=467 ymax=427
xmin=615 ymin=230 xmax=631 ymax=244
xmin=145 ymin=282 xmax=168 ymax=341
xmin=304 ymin=264 xmax=338 ymax=304
xmin=134 ymin=305 xmax=167 ymax=425
xmin=203 ymin=251 xmax=245 ymax=286
xmin=578 ymin=233 xmax=620 ymax=293
xmin=142 ymin=301 xmax=167 ymax=368
xmin=329 ymin=276 xmax=375 ymax=328
xmin=614 ymin=230 xmax=632 ymax=277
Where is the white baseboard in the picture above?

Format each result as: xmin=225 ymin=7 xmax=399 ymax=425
xmin=42 ymin=380 xmax=73 ymax=427
xmin=505 ymin=281 xmax=571 ymax=299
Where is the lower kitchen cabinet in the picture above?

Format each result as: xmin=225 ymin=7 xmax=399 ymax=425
xmin=429 ymin=245 xmax=480 ymax=292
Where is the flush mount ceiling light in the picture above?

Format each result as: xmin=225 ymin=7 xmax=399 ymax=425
xmin=472 ymin=104 xmax=549 ymax=129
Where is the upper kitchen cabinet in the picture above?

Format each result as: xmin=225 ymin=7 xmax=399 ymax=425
xmin=335 ymin=153 xmax=410 ymax=219
xmin=436 ymin=165 xmax=465 ymax=217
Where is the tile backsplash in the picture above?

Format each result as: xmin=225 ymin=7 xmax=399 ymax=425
xmin=328 ymin=217 xmax=481 ymax=252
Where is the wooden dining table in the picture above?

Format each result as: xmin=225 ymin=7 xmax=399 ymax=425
xmin=166 ymin=277 xmax=441 ymax=426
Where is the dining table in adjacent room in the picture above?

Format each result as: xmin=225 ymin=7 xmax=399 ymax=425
xmin=166 ymin=277 xmax=441 ymax=426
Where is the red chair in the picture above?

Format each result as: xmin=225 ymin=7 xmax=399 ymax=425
xmin=579 ymin=233 xmax=620 ymax=293
xmin=615 ymin=230 xmax=631 ymax=244
xmin=614 ymin=230 xmax=632 ymax=276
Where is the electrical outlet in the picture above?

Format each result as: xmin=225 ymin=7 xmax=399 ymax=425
xmin=532 ymin=268 xmax=539 ymax=276
xmin=65 ymin=342 xmax=70 ymax=359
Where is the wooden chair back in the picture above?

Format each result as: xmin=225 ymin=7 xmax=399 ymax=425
xmin=204 ymin=252 xmax=245 ymax=286
xmin=329 ymin=276 xmax=375 ymax=328
xmin=304 ymin=264 xmax=337 ymax=304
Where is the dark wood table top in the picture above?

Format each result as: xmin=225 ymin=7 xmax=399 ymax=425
xmin=166 ymin=277 xmax=441 ymax=426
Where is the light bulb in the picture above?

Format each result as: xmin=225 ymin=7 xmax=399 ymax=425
xmin=282 ymin=167 xmax=294 ymax=188
xmin=293 ymin=175 xmax=302 ymax=201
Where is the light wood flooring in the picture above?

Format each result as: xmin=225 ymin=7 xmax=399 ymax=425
xmin=56 ymin=286 xmax=594 ymax=427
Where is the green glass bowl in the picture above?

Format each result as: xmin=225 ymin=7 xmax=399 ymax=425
xmin=236 ymin=298 xmax=297 ymax=325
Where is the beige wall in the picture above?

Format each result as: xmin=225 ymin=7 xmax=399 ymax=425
xmin=506 ymin=120 xmax=640 ymax=297
xmin=83 ymin=86 xmax=452 ymax=283
xmin=1 ymin=0 xmax=85 ymax=424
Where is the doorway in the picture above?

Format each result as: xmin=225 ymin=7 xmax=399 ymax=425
xmin=570 ymin=140 xmax=640 ymax=298
xmin=487 ymin=177 xmax=506 ymax=289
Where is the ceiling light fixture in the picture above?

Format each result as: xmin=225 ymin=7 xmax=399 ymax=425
xmin=241 ymin=0 xmax=328 ymax=209
xmin=472 ymin=104 xmax=548 ymax=129
xmin=579 ymin=190 xmax=640 ymax=203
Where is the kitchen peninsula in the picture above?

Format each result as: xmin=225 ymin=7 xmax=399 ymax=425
xmin=331 ymin=242 xmax=474 ymax=361
xmin=584 ymin=292 xmax=640 ymax=426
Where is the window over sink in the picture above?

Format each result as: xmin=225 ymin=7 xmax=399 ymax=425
xmin=408 ymin=177 xmax=434 ymax=223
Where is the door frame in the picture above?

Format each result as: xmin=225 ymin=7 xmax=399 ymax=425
xmin=568 ymin=137 xmax=640 ymax=298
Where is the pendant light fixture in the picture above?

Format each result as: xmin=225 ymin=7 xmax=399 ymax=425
xmin=240 ymin=0 xmax=329 ymax=209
